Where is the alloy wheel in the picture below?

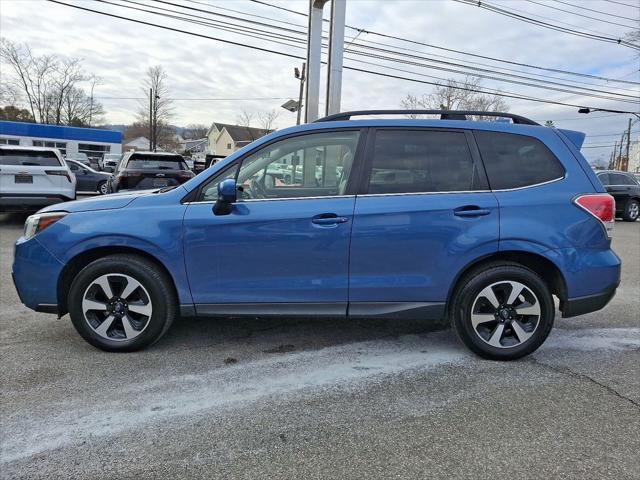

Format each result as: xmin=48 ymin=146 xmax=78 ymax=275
xmin=629 ymin=202 xmax=639 ymax=220
xmin=82 ymin=274 xmax=153 ymax=341
xmin=99 ymin=182 xmax=109 ymax=195
xmin=470 ymin=281 xmax=541 ymax=349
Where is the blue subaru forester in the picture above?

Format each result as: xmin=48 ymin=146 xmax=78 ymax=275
xmin=12 ymin=110 xmax=621 ymax=360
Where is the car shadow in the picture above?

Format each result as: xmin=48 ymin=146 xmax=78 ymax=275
xmin=156 ymin=314 xmax=451 ymax=354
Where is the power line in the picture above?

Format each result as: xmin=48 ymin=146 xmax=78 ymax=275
xmin=96 ymin=96 xmax=292 ymax=100
xmin=46 ymin=0 xmax=640 ymax=115
xmin=542 ymin=113 xmax=629 ymax=120
xmin=584 ymin=130 xmax=639 ymax=137
xmin=135 ymin=0 xmax=640 ymax=103
xmin=601 ymin=0 xmax=640 ymax=8
xmin=451 ymin=0 xmax=639 ymax=49
xmin=525 ymin=0 xmax=639 ymax=29
xmin=248 ymin=0 xmax=640 ymax=85
xmin=551 ymin=0 xmax=640 ymax=21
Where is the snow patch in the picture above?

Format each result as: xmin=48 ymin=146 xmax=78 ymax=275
xmin=2 ymin=328 xmax=638 ymax=463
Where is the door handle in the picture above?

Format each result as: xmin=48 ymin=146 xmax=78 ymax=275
xmin=312 ymin=214 xmax=348 ymax=225
xmin=454 ymin=206 xmax=491 ymax=217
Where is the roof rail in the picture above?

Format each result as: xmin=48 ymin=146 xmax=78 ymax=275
xmin=314 ymin=110 xmax=540 ymax=125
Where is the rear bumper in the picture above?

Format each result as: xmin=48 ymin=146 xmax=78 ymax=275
xmin=562 ymin=281 xmax=619 ymax=318
xmin=0 ymin=194 xmax=74 ymax=211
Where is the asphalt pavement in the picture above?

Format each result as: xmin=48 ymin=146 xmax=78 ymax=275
xmin=0 ymin=212 xmax=638 ymax=479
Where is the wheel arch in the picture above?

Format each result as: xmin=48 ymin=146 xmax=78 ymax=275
xmin=446 ymin=250 xmax=568 ymax=315
xmin=57 ymin=246 xmax=179 ymax=317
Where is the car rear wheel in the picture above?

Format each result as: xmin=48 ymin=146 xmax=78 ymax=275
xmin=98 ymin=181 xmax=108 ymax=195
xmin=623 ymin=199 xmax=639 ymax=222
xmin=450 ymin=262 xmax=555 ymax=360
xmin=68 ymin=254 xmax=176 ymax=352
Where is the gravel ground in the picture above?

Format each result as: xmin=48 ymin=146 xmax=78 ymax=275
xmin=0 ymin=212 xmax=638 ymax=479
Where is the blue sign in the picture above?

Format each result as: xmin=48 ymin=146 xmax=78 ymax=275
xmin=0 ymin=121 xmax=122 ymax=144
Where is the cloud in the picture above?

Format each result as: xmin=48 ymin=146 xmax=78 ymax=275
xmin=1 ymin=0 xmax=637 ymax=162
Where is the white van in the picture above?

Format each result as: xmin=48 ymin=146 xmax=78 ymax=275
xmin=0 ymin=145 xmax=76 ymax=212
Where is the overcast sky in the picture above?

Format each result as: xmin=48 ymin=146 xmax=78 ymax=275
xmin=1 ymin=0 xmax=638 ymax=164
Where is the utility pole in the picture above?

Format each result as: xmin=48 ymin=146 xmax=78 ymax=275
xmin=610 ymin=141 xmax=617 ymax=169
xmin=618 ymin=135 xmax=624 ymax=170
xmin=88 ymin=82 xmax=95 ymax=128
xmin=624 ymin=118 xmax=632 ymax=171
xmin=296 ymin=62 xmax=306 ymax=126
xmin=149 ymin=87 xmax=153 ymax=151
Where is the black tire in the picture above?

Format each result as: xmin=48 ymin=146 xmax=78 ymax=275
xmin=449 ymin=262 xmax=555 ymax=361
xmin=97 ymin=180 xmax=108 ymax=195
xmin=68 ymin=254 xmax=176 ymax=352
xmin=622 ymin=199 xmax=639 ymax=222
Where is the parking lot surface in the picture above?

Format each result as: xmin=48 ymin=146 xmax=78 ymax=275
xmin=1 ymin=213 xmax=638 ymax=479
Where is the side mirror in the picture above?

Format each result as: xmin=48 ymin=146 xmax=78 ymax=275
xmin=213 ymin=178 xmax=237 ymax=215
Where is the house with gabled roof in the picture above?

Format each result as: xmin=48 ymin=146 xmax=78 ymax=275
xmin=206 ymin=122 xmax=273 ymax=156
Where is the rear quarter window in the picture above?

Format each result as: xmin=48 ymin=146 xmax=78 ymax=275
xmin=597 ymin=173 xmax=610 ymax=186
xmin=474 ymin=131 xmax=565 ymax=190
xmin=0 ymin=149 xmax=62 ymax=167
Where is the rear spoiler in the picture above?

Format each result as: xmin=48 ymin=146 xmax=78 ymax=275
xmin=558 ymin=129 xmax=586 ymax=149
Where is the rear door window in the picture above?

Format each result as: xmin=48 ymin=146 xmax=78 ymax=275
xmin=365 ymin=129 xmax=483 ymax=194
xmin=0 ymin=149 xmax=62 ymax=167
xmin=474 ymin=131 xmax=565 ymax=190
xmin=609 ymin=173 xmax=636 ymax=186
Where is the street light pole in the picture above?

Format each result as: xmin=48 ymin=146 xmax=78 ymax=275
xmin=149 ymin=87 xmax=153 ymax=151
xmin=296 ymin=62 xmax=306 ymax=126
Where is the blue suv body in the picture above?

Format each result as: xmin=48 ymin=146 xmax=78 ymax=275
xmin=12 ymin=111 xmax=621 ymax=359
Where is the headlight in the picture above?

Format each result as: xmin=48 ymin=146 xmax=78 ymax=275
xmin=24 ymin=212 xmax=67 ymax=240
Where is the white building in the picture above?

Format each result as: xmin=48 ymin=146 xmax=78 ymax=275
xmin=206 ymin=122 xmax=272 ymax=156
xmin=0 ymin=121 xmax=122 ymax=159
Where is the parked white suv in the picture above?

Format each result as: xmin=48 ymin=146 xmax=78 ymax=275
xmin=0 ymin=146 xmax=76 ymax=212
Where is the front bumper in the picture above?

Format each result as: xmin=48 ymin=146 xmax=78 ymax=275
xmin=12 ymin=236 xmax=65 ymax=313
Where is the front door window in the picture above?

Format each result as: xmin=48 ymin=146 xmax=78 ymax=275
xmin=236 ymin=130 xmax=360 ymax=200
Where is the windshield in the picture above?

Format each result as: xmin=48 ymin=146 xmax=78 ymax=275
xmin=0 ymin=149 xmax=62 ymax=166
xmin=126 ymin=154 xmax=187 ymax=170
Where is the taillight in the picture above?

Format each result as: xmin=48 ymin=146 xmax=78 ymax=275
xmin=46 ymin=170 xmax=72 ymax=183
xmin=574 ymin=193 xmax=615 ymax=238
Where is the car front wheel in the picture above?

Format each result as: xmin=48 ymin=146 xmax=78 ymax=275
xmin=98 ymin=181 xmax=108 ymax=195
xmin=450 ymin=262 xmax=555 ymax=360
xmin=68 ymin=254 xmax=176 ymax=352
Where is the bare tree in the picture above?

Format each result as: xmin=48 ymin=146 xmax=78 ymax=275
xmin=137 ymin=65 xmax=174 ymax=150
xmin=236 ymin=109 xmax=255 ymax=127
xmin=183 ymin=123 xmax=208 ymax=139
xmin=62 ymin=86 xmax=104 ymax=126
xmin=258 ymin=110 xmax=279 ymax=130
xmin=50 ymin=57 xmax=85 ymax=124
xmin=401 ymin=76 xmax=509 ymax=119
xmin=0 ymin=38 xmax=104 ymax=126
xmin=625 ymin=29 xmax=639 ymax=57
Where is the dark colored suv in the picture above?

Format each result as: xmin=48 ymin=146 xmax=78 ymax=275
xmin=596 ymin=170 xmax=640 ymax=222
xmin=109 ymin=152 xmax=194 ymax=192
